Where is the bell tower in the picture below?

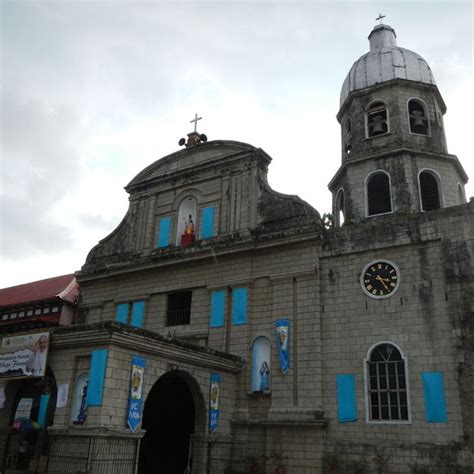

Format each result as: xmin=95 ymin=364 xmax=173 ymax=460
xmin=329 ymin=23 xmax=468 ymax=227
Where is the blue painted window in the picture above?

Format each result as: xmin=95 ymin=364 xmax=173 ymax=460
xmin=201 ymin=207 xmax=215 ymax=239
xmin=422 ymin=372 xmax=447 ymax=423
xmin=116 ymin=303 xmax=129 ymax=324
xmin=232 ymin=288 xmax=247 ymax=325
xmin=157 ymin=216 xmax=172 ymax=248
xmin=131 ymin=301 xmax=145 ymax=328
xmin=86 ymin=349 xmax=108 ymax=406
xmin=115 ymin=301 xmax=145 ymax=328
xmin=210 ymin=290 xmax=225 ymax=328
xmin=336 ymin=374 xmax=357 ymax=422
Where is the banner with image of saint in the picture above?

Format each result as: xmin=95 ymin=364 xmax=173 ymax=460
xmin=275 ymin=319 xmax=290 ymax=374
xmin=209 ymin=373 xmax=220 ymax=433
xmin=127 ymin=356 xmax=146 ymax=433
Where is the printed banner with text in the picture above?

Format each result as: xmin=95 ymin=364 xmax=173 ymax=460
xmin=0 ymin=332 xmax=49 ymax=379
xmin=209 ymin=373 xmax=220 ymax=433
xmin=127 ymin=356 xmax=146 ymax=432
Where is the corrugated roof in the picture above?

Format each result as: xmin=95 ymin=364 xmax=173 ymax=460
xmin=0 ymin=274 xmax=79 ymax=307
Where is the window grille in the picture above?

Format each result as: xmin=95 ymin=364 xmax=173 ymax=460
xmin=367 ymin=172 xmax=392 ymax=216
xmin=166 ymin=291 xmax=192 ymax=326
xmin=367 ymin=343 xmax=408 ymax=421
xmin=419 ymin=171 xmax=441 ymax=211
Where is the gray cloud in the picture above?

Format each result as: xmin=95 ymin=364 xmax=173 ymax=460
xmin=1 ymin=90 xmax=80 ymax=257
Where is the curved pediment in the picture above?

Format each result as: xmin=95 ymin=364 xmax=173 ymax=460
xmin=127 ymin=140 xmax=263 ymax=191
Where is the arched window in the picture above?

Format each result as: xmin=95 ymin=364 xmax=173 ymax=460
xmin=70 ymin=373 xmax=88 ymax=425
xmin=366 ymin=101 xmax=388 ymax=138
xmin=251 ymin=336 xmax=271 ymax=392
xmin=366 ymin=343 xmax=409 ymax=422
xmin=335 ymin=189 xmax=345 ymax=227
xmin=458 ymin=184 xmax=466 ymax=205
xmin=419 ymin=170 xmax=441 ymax=211
xmin=176 ymin=196 xmax=197 ymax=246
xmin=408 ymin=99 xmax=429 ymax=135
xmin=343 ymin=117 xmax=352 ymax=155
xmin=366 ymin=171 xmax=392 ymax=216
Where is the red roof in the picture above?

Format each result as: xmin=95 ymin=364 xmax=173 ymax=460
xmin=0 ymin=274 xmax=79 ymax=307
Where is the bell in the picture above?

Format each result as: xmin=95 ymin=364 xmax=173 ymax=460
xmin=410 ymin=111 xmax=425 ymax=127
xmin=371 ymin=120 xmax=385 ymax=133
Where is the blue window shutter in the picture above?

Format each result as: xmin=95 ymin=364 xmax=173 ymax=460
xmin=87 ymin=349 xmax=108 ymax=406
xmin=131 ymin=301 xmax=145 ymax=328
xmin=37 ymin=394 xmax=50 ymax=428
xmin=336 ymin=374 xmax=357 ymax=422
xmin=116 ymin=303 xmax=129 ymax=324
xmin=422 ymin=372 xmax=448 ymax=423
xmin=232 ymin=288 xmax=248 ymax=325
xmin=202 ymin=207 xmax=215 ymax=239
xmin=156 ymin=216 xmax=172 ymax=248
xmin=210 ymin=291 xmax=225 ymax=328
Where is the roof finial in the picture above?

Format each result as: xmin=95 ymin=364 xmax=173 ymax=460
xmin=190 ymin=113 xmax=202 ymax=133
xmin=178 ymin=113 xmax=208 ymax=148
xmin=375 ymin=13 xmax=386 ymax=24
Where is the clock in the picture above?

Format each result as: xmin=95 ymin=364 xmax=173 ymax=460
xmin=360 ymin=259 xmax=400 ymax=299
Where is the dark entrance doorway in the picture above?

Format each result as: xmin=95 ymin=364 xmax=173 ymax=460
xmin=1 ymin=367 xmax=57 ymax=473
xmin=138 ymin=372 xmax=196 ymax=474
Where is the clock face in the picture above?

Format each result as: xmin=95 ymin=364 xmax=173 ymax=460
xmin=361 ymin=260 xmax=400 ymax=299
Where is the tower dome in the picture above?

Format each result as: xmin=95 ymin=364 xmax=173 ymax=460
xmin=340 ymin=24 xmax=436 ymax=107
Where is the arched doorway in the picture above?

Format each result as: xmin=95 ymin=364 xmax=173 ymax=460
xmin=138 ymin=371 xmax=203 ymax=474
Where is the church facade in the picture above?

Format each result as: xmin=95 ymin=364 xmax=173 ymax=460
xmin=1 ymin=23 xmax=473 ymax=473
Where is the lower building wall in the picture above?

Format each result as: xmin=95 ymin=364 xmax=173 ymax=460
xmin=46 ymin=432 xmax=140 ymax=474
xmin=324 ymin=438 xmax=473 ymax=474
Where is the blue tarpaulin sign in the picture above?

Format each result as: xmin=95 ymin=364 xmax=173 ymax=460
xmin=275 ymin=319 xmax=290 ymax=374
xmin=209 ymin=373 xmax=221 ymax=433
xmin=127 ymin=356 xmax=146 ymax=432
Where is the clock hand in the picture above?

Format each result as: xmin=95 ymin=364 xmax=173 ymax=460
xmin=376 ymin=275 xmax=389 ymax=291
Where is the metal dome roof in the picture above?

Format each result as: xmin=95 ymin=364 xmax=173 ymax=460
xmin=340 ymin=24 xmax=436 ymax=107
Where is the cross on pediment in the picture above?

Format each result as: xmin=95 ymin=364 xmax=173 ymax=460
xmin=190 ymin=113 xmax=202 ymax=132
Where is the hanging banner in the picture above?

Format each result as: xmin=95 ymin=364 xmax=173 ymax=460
xmin=127 ymin=356 xmax=146 ymax=433
xmin=15 ymin=398 xmax=33 ymax=420
xmin=56 ymin=383 xmax=69 ymax=409
xmin=275 ymin=319 xmax=290 ymax=374
xmin=0 ymin=332 xmax=49 ymax=379
xmin=209 ymin=373 xmax=220 ymax=433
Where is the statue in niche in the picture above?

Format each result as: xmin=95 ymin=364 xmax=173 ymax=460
xmin=181 ymin=214 xmax=195 ymax=246
xmin=259 ymin=361 xmax=270 ymax=391
xmin=74 ymin=380 xmax=88 ymax=425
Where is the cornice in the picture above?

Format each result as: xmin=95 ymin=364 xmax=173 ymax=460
xmin=328 ymin=148 xmax=466 ymax=190
xmin=51 ymin=322 xmax=243 ymax=374
xmin=76 ymin=229 xmax=322 ymax=284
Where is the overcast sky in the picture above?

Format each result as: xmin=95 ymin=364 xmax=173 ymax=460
xmin=1 ymin=0 xmax=472 ymax=288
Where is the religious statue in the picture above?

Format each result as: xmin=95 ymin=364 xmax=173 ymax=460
xmin=184 ymin=215 xmax=194 ymax=235
xmin=75 ymin=380 xmax=88 ymax=425
xmin=181 ymin=214 xmax=195 ymax=245
xmin=259 ymin=361 xmax=270 ymax=391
